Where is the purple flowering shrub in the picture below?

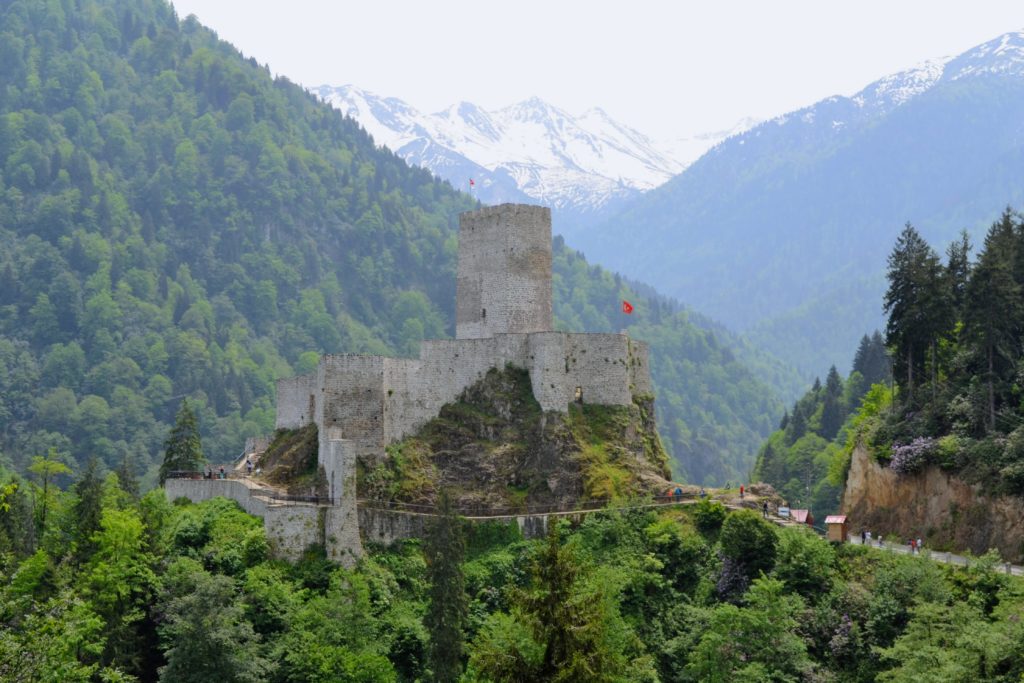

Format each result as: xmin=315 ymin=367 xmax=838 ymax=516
xmin=889 ymin=437 xmax=936 ymax=474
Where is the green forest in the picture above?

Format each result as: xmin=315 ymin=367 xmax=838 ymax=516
xmin=755 ymin=209 xmax=1024 ymax=522
xmin=753 ymin=332 xmax=891 ymax=522
xmin=0 ymin=0 xmax=783 ymax=488
xmin=4 ymin=461 xmax=1024 ymax=682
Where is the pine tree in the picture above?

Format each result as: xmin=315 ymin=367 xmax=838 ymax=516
xmin=884 ymin=224 xmax=948 ymax=405
xmin=116 ymin=455 xmax=140 ymax=499
xmin=424 ymin=491 xmax=467 ymax=683
xmin=159 ymin=400 xmax=204 ymax=485
xmin=820 ymin=366 xmax=844 ymax=440
xmin=964 ymin=213 xmax=1022 ymax=432
xmin=866 ymin=330 xmax=892 ymax=387
xmin=946 ymin=230 xmax=972 ymax=320
xmin=785 ymin=403 xmax=807 ymax=446
xmin=852 ymin=335 xmax=872 ymax=378
xmin=70 ymin=457 xmax=104 ymax=564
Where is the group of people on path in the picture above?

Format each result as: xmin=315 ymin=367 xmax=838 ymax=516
xmin=860 ymin=528 xmax=924 ymax=553
xmin=203 ymin=465 xmax=226 ymax=480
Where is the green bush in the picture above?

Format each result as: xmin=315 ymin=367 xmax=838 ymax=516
xmin=693 ymin=498 xmax=727 ymax=534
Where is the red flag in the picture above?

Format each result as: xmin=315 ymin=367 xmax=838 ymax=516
xmin=622 ymin=300 xmax=633 ymax=314
xmin=469 ymin=178 xmax=475 ymax=187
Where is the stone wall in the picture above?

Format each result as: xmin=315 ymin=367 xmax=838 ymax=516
xmin=358 ymin=507 xmax=579 ymax=546
xmin=275 ymin=374 xmax=317 ymax=430
xmin=456 ymin=204 xmax=552 ymax=340
xmin=316 ymin=355 xmax=391 ymax=461
xmin=628 ymin=339 xmax=653 ymax=397
xmin=164 ymin=478 xmax=361 ymax=566
xmin=277 ymin=332 xmax=652 ymax=467
xmin=528 ymin=332 xmax=638 ymax=411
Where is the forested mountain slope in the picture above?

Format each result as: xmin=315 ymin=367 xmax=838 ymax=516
xmin=582 ymin=31 xmax=1024 ymax=377
xmin=0 ymin=0 xmax=779 ymax=486
xmin=756 ymin=208 xmax=1024 ymax=546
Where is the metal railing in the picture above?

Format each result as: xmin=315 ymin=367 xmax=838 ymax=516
xmin=166 ymin=467 xmax=245 ymax=480
xmin=165 ymin=470 xmax=330 ymax=505
xmin=358 ymin=493 xmax=701 ymax=518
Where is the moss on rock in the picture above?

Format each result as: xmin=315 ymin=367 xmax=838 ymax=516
xmin=360 ymin=365 xmax=671 ymax=510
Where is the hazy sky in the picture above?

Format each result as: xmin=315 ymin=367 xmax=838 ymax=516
xmin=170 ymin=1 xmax=1024 ymax=138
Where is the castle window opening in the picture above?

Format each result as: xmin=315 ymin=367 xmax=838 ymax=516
xmin=481 ymin=308 xmax=486 ymax=319
xmin=575 ymin=386 xmax=583 ymax=403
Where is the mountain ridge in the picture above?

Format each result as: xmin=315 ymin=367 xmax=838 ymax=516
xmin=577 ymin=29 xmax=1024 ymax=376
xmin=311 ymin=85 xmax=756 ymax=234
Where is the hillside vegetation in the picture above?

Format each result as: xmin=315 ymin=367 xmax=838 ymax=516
xmin=4 ymin=463 xmax=1024 ymax=682
xmin=0 ymin=0 xmax=780 ymax=487
xmin=755 ymin=207 xmax=1024 ymax=526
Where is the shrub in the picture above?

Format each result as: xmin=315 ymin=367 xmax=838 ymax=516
xmin=693 ymin=498 xmax=727 ymax=534
xmin=889 ymin=437 xmax=936 ymax=474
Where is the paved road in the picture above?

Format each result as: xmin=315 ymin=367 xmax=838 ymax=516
xmin=845 ymin=535 xmax=1024 ymax=576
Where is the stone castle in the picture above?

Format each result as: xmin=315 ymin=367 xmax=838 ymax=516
xmin=169 ymin=203 xmax=655 ymax=563
xmin=276 ymin=203 xmax=652 ymax=497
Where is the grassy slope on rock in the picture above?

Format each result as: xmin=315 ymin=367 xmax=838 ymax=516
xmin=360 ymin=366 xmax=671 ymax=509
xmin=257 ymin=423 xmax=325 ymax=495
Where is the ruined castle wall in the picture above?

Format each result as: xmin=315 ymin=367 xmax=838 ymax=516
xmin=382 ymin=335 xmax=531 ymax=442
xmin=320 ymin=433 xmax=363 ymax=564
xmin=456 ymin=205 xmax=552 ymax=339
xmin=628 ymin=339 xmax=654 ymax=397
xmin=275 ymin=373 xmax=317 ymax=430
xmin=528 ymin=333 xmax=638 ymax=411
xmin=316 ymin=355 xmax=386 ymax=461
xmin=164 ymin=479 xmax=334 ymax=563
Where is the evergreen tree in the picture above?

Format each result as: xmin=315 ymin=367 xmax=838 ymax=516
xmin=70 ymin=457 xmax=104 ymax=564
xmin=946 ymin=230 xmax=972 ymax=320
xmin=115 ymin=455 xmax=140 ymax=499
xmin=866 ymin=330 xmax=892 ymax=387
xmin=851 ymin=335 xmax=872 ymax=378
xmin=819 ymin=366 xmax=844 ymax=440
xmin=524 ymin=523 xmax=629 ymax=682
xmin=884 ymin=224 xmax=948 ymax=405
xmin=159 ymin=400 xmax=204 ymax=485
xmin=785 ymin=403 xmax=807 ymax=446
xmin=424 ymin=491 xmax=467 ymax=683
xmin=964 ymin=213 xmax=1023 ymax=432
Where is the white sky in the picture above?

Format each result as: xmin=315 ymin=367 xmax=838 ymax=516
xmin=169 ymin=0 xmax=1024 ymax=138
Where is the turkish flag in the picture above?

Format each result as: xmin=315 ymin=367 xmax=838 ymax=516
xmin=622 ymin=300 xmax=634 ymax=314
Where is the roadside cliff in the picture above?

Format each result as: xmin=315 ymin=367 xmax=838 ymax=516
xmin=841 ymin=443 xmax=1024 ymax=562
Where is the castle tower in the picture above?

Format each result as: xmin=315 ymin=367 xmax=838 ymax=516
xmin=456 ymin=204 xmax=553 ymax=340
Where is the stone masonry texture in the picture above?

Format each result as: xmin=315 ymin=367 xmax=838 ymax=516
xmin=457 ymin=204 xmax=552 ymax=340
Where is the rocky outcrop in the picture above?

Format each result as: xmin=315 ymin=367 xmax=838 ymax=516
xmin=360 ymin=366 xmax=671 ymax=510
xmin=841 ymin=444 xmax=1024 ymax=562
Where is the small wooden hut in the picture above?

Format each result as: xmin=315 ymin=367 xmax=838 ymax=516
xmin=824 ymin=515 xmax=848 ymax=542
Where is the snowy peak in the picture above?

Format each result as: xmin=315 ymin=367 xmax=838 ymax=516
xmin=749 ymin=29 xmax=1024 ymax=142
xmin=311 ymin=85 xmax=725 ymax=215
xmin=854 ymin=57 xmax=951 ymax=110
xmin=945 ymin=30 xmax=1024 ymax=80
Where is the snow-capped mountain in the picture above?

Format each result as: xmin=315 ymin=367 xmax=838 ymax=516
xmin=311 ymin=85 xmax=749 ymax=225
xmin=581 ymin=30 xmax=1024 ymax=378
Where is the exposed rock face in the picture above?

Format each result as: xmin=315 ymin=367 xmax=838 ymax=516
xmin=360 ymin=366 xmax=671 ymax=510
xmin=841 ymin=444 xmax=1024 ymax=562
